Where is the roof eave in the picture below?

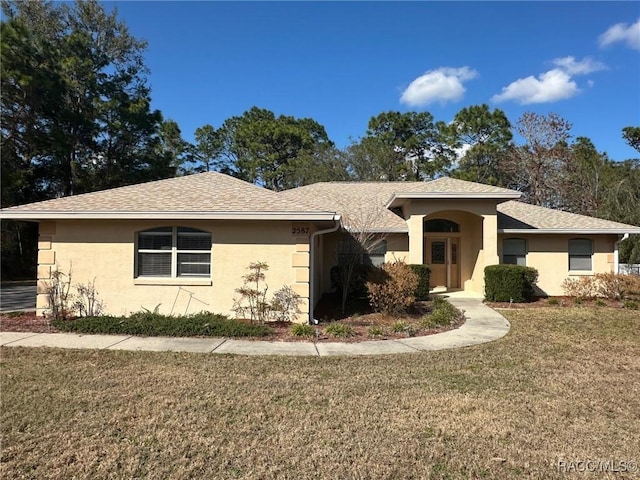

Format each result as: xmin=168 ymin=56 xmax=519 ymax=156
xmin=386 ymin=192 xmax=522 ymax=209
xmin=499 ymin=228 xmax=640 ymax=234
xmin=0 ymin=211 xmax=339 ymax=221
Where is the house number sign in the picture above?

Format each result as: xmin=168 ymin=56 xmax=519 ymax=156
xmin=291 ymin=224 xmax=310 ymax=236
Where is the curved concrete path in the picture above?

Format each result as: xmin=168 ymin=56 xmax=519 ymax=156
xmin=0 ymin=297 xmax=510 ymax=356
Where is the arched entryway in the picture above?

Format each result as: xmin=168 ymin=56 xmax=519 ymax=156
xmin=424 ymin=219 xmax=460 ymax=289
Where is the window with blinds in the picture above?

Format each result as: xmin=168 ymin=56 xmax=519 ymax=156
xmin=568 ymin=238 xmax=593 ymax=271
xmin=137 ymin=227 xmax=211 ymax=278
xmin=503 ymin=238 xmax=527 ymax=266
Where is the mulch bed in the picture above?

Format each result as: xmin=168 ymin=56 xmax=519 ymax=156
xmin=0 ymin=297 xmax=464 ymax=342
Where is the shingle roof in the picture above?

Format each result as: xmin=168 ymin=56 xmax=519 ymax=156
xmin=2 ymin=172 xmax=638 ymax=233
xmin=0 ymin=172 xmax=335 ymax=220
xmin=278 ymin=178 xmax=521 ymax=231
xmin=498 ymin=201 xmax=640 ymax=232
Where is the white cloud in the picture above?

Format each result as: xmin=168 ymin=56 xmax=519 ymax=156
xmin=552 ymin=56 xmax=607 ymax=75
xmin=599 ymin=18 xmax=640 ymax=50
xmin=492 ymin=56 xmax=605 ymax=105
xmin=400 ymin=67 xmax=478 ymax=107
xmin=491 ymin=69 xmax=578 ymax=105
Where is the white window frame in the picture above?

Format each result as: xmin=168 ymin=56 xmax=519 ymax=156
xmin=568 ymin=238 xmax=593 ymax=272
xmin=503 ymin=238 xmax=527 ymax=266
xmin=136 ymin=227 xmax=211 ymax=279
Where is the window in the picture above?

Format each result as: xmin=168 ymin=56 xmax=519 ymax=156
xmin=568 ymin=238 xmax=593 ymax=271
xmin=337 ymin=238 xmax=387 ymax=267
xmin=137 ymin=227 xmax=211 ymax=278
xmin=424 ymin=219 xmax=460 ymax=233
xmin=367 ymin=240 xmax=387 ymax=267
xmin=503 ymin=238 xmax=527 ymax=266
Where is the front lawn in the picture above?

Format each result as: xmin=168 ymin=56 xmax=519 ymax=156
xmin=2 ymin=307 xmax=639 ymax=479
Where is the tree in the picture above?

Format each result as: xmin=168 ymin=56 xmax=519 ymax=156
xmin=1 ymin=0 xmax=172 ymax=199
xmin=501 ymin=112 xmax=572 ymax=207
xmin=220 ymin=107 xmax=335 ymax=191
xmin=447 ymin=104 xmax=513 ymax=185
xmin=622 ymin=126 xmax=640 ymax=153
xmin=190 ymin=124 xmax=224 ymax=173
xmin=1 ymin=0 xmax=172 ymax=279
xmin=364 ymin=111 xmax=454 ymax=180
xmin=559 ymin=137 xmax=609 ymax=216
xmin=344 ymin=136 xmax=409 ymax=181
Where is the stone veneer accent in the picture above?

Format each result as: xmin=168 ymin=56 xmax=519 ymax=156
xmin=36 ymin=221 xmax=56 ymax=316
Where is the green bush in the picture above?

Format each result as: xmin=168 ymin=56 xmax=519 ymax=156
xmin=408 ymin=264 xmax=431 ymax=300
xmin=623 ymin=300 xmax=638 ymax=310
xmin=421 ymin=298 xmax=460 ymax=328
xmin=484 ymin=265 xmax=539 ymax=302
xmin=367 ymin=325 xmax=385 ymax=337
xmin=324 ymin=322 xmax=355 ymax=338
xmin=290 ymin=323 xmax=316 ymax=338
xmin=391 ymin=320 xmax=408 ymax=333
xmin=52 ymin=311 xmax=272 ymax=337
xmin=547 ymin=298 xmax=559 ymax=306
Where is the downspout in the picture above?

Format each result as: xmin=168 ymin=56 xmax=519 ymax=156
xmin=614 ymin=233 xmax=630 ymax=274
xmin=308 ymin=215 xmax=341 ymax=324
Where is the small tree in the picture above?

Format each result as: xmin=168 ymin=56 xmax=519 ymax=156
xmin=334 ymin=201 xmax=389 ymax=313
xmin=233 ymin=261 xmax=270 ymax=324
xmin=46 ymin=267 xmax=73 ymax=320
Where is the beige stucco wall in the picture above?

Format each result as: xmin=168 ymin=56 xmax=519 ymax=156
xmin=408 ymin=199 xmax=500 ymax=294
xmin=497 ymin=234 xmax=617 ymax=296
xmin=37 ymin=219 xmax=313 ymax=322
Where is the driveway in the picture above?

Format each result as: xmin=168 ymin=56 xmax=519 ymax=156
xmin=0 ymin=284 xmax=37 ymax=312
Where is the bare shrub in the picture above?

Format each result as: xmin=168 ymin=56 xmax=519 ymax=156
xmin=594 ymin=273 xmax=626 ymax=300
xmin=46 ymin=268 xmax=74 ymax=320
xmin=269 ymin=285 xmax=302 ymax=323
xmin=73 ymin=278 xmax=105 ymax=317
xmin=561 ymin=276 xmax=597 ymax=300
xmin=366 ymin=261 xmax=419 ymax=316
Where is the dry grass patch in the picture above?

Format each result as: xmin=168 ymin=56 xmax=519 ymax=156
xmin=2 ymin=308 xmax=639 ymax=479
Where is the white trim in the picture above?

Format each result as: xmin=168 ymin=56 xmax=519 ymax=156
xmin=499 ymin=229 xmax=640 ymax=234
xmin=386 ymin=191 xmax=521 ymax=208
xmin=134 ymin=278 xmax=212 ymax=286
xmin=0 ymin=211 xmax=338 ymax=221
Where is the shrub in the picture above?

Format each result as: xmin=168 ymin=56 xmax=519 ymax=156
xmin=391 ymin=320 xmax=408 ymax=333
xmin=53 ymin=311 xmax=272 ymax=337
xmin=422 ymin=298 xmax=460 ymax=328
xmin=290 ymin=323 xmax=316 ymax=338
xmin=623 ymin=300 xmax=638 ymax=310
xmin=367 ymin=325 xmax=385 ymax=337
xmin=561 ymin=276 xmax=597 ymax=300
xmin=547 ymin=298 xmax=559 ymax=306
xmin=484 ymin=265 xmax=539 ymax=302
xmin=330 ymin=264 xmax=372 ymax=298
xmin=595 ymin=299 xmax=607 ymax=307
xmin=324 ymin=322 xmax=355 ymax=338
xmin=366 ymin=261 xmax=419 ymax=315
xmin=594 ymin=273 xmax=626 ymax=300
xmin=269 ymin=285 xmax=302 ymax=323
xmin=408 ymin=264 xmax=431 ymax=301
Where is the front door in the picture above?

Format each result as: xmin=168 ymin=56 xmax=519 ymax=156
xmin=427 ymin=237 xmax=447 ymax=287
xmin=426 ymin=237 xmax=460 ymax=289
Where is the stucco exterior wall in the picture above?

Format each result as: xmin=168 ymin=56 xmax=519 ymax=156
xmin=497 ymin=234 xmax=617 ymax=296
xmin=37 ymin=219 xmax=312 ymax=322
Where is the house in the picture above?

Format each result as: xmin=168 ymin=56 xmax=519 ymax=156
xmin=1 ymin=172 xmax=639 ymax=322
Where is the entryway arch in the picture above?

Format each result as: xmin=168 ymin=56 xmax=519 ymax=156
xmin=424 ymin=218 xmax=461 ymax=289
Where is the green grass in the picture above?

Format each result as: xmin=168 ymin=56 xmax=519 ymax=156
xmin=52 ymin=311 xmax=272 ymax=337
xmin=2 ymin=307 xmax=639 ymax=479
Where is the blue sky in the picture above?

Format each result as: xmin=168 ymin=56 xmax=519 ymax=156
xmin=104 ymin=1 xmax=640 ymax=161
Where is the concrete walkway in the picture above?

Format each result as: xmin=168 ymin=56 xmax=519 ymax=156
xmin=0 ymin=297 xmax=510 ymax=357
